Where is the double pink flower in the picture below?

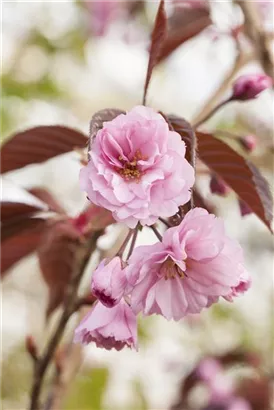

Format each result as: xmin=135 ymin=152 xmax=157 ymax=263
xmin=74 ymin=208 xmax=250 ymax=350
xmin=126 ymin=208 xmax=250 ymax=320
xmin=80 ymin=106 xmax=194 ymax=228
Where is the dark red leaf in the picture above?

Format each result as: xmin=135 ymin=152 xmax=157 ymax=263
xmin=1 ymin=217 xmax=47 ymax=243
xmin=1 ymin=126 xmax=88 ymax=174
xmin=89 ymin=109 xmax=125 ymax=150
xmin=1 ymin=201 xmax=48 ymax=223
xmin=38 ymin=220 xmax=83 ymax=317
xmin=28 ymin=188 xmax=66 ymax=215
xmin=158 ymin=6 xmax=211 ymax=63
xmin=197 ymin=132 xmax=273 ymax=230
xmin=238 ymin=377 xmax=271 ymax=410
xmin=168 ymin=115 xmax=197 ymax=166
xmin=143 ymin=0 xmax=167 ymax=105
xmin=1 ymin=221 xmax=46 ymax=276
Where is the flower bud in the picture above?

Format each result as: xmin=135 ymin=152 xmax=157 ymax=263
xmin=232 ymin=74 xmax=272 ymax=101
xmin=91 ymin=257 xmax=127 ymax=308
xmin=26 ymin=335 xmax=38 ymax=361
xmin=239 ymin=199 xmax=252 ymax=217
xmin=210 ymin=175 xmax=230 ymax=196
xmin=239 ymin=135 xmax=257 ymax=152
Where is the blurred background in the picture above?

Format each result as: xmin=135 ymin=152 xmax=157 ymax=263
xmin=1 ymin=1 xmax=273 ymax=409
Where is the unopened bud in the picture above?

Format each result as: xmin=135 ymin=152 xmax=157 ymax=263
xmin=26 ymin=335 xmax=38 ymax=361
xmin=232 ymin=74 xmax=272 ymax=101
xmin=210 ymin=175 xmax=230 ymax=196
xmin=54 ymin=346 xmax=67 ymax=375
xmin=239 ymin=135 xmax=257 ymax=152
xmin=72 ymin=213 xmax=88 ymax=234
xmin=239 ymin=199 xmax=252 ymax=217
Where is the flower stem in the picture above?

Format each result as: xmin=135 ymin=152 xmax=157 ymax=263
xmin=150 ymin=225 xmax=163 ymax=241
xmin=29 ymin=231 xmax=103 ymax=410
xmin=127 ymin=226 xmax=139 ymax=260
xmin=193 ymin=97 xmax=232 ymax=129
xmin=116 ymin=229 xmax=134 ymax=258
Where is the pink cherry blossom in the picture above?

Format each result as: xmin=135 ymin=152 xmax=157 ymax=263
xmin=74 ymin=299 xmax=137 ymax=351
xmin=126 ymin=208 xmax=250 ymax=320
xmin=224 ymin=266 xmax=251 ymax=302
xmin=228 ymin=398 xmax=252 ymax=410
xmin=232 ymin=74 xmax=272 ymax=101
xmin=173 ymin=0 xmax=209 ymax=10
xmin=91 ymin=257 xmax=127 ymax=307
xmin=86 ymin=1 xmax=122 ymax=37
xmin=80 ymin=106 xmax=194 ymax=228
xmin=197 ymin=358 xmax=222 ymax=383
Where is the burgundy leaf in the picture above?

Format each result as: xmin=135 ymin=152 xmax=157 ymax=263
xmin=1 ymin=221 xmax=46 ymax=276
xmin=1 ymin=201 xmax=48 ymax=223
xmin=1 ymin=217 xmax=47 ymax=243
xmin=168 ymin=115 xmax=197 ymax=167
xmin=28 ymin=188 xmax=66 ymax=215
xmin=1 ymin=126 xmax=88 ymax=174
xmin=89 ymin=109 xmax=125 ymax=150
xmin=38 ymin=220 xmax=83 ymax=317
xmin=197 ymin=132 xmax=273 ymax=230
xmin=158 ymin=6 xmax=211 ymax=63
xmin=143 ymin=0 xmax=167 ymax=105
xmin=238 ymin=377 xmax=271 ymax=410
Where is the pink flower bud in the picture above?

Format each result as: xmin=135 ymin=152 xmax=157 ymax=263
xmin=74 ymin=300 xmax=138 ymax=351
xmin=91 ymin=257 xmax=127 ymax=308
xmin=239 ymin=199 xmax=252 ymax=217
xmin=232 ymin=74 xmax=272 ymax=101
xmin=239 ymin=135 xmax=257 ymax=152
xmin=210 ymin=175 xmax=230 ymax=196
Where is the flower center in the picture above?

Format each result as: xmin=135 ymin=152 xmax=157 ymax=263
xmin=116 ymin=150 xmax=147 ymax=181
xmin=161 ymin=258 xmax=185 ymax=280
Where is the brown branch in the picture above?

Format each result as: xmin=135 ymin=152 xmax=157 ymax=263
xmin=192 ymin=51 xmax=253 ymax=126
xmin=236 ymin=0 xmax=274 ymax=80
xmin=43 ymin=342 xmax=83 ymax=410
xmin=29 ymin=230 xmax=103 ymax=410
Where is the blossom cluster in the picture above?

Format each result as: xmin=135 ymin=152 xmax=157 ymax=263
xmin=75 ymin=105 xmax=252 ymax=351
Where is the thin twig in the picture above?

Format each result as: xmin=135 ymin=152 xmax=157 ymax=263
xmin=159 ymin=217 xmax=172 ymax=228
xmin=29 ymin=231 xmax=103 ymax=410
xmin=193 ymin=98 xmax=232 ymax=129
xmin=116 ymin=229 xmax=134 ymax=258
xmin=150 ymin=225 xmax=163 ymax=241
xmin=236 ymin=0 xmax=274 ymax=80
xmin=42 ymin=342 xmax=82 ymax=410
xmin=127 ymin=226 xmax=139 ymax=260
xmin=192 ymin=51 xmax=253 ymax=127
